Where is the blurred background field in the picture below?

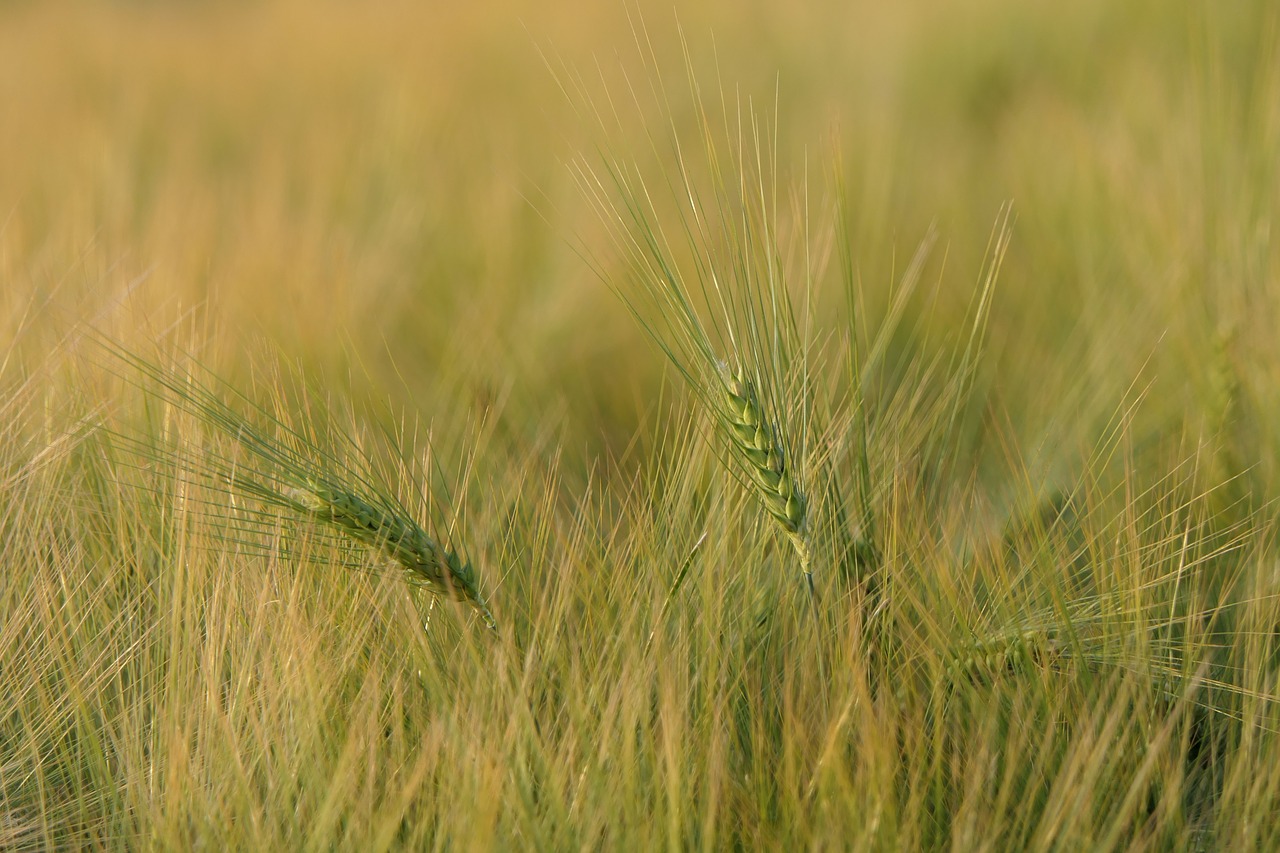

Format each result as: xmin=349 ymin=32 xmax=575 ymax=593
xmin=5 ymin=0 xmax=1274 ymax=464
xmin=3 ymin=0 xmax=1280 ymax=848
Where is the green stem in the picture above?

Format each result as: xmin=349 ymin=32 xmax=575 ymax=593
xmin=792 ymin=533 xmax=829 ymax=713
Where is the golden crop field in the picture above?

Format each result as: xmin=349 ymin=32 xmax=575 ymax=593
xmin=3 ymin=1 xmax=1279 ymax=848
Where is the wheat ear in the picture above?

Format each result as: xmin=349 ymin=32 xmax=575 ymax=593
xmin=721 ymin=364 xmax=812 ymax=578
xmin=90 ymin=336 xmax=497 ymax=631
xmin=944 ymin=628 xmax=1063 ymax=685
xmin=273 ymin=479 xmax=496 ymax=631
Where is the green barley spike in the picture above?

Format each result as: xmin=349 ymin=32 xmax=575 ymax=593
xmin=718 ymin=364 xmax=815 ymax=590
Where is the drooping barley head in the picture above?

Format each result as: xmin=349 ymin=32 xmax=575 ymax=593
xmin=91 ymin=336 xmax=497 ymax=632
xmin=285 ymin=481 xmax=496 ymax=630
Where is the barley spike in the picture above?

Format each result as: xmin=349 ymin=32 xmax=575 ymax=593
xmin=722 ymin=366 xmax=807 ymax=536
xmin=284 ymin=480 xmax=497 ymax=630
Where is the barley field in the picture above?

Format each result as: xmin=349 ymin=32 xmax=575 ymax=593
xmin=3 ymin=1 xmax=1280 ymax=849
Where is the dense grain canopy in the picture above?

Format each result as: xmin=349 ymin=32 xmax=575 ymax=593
xmin=3 ymin=1 xmax=1279 ymax=849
